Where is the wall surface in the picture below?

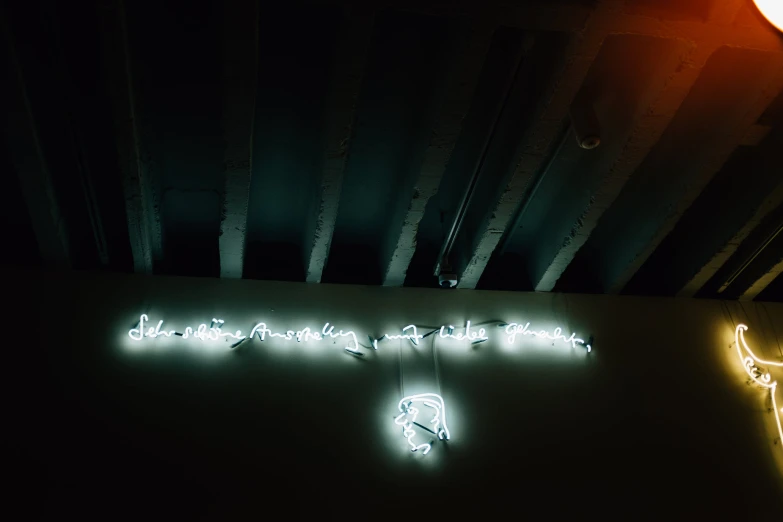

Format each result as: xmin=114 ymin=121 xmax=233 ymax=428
xmin=43 ymin=270 xmax=783 ymax=518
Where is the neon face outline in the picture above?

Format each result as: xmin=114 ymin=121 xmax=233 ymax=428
xmin=394 ymin=393 xmax=450 ymax=455
xmin=504 ymin=322 xmax=591 ymax=352
xmin=735 ymin=324 xmax=782 ymax=449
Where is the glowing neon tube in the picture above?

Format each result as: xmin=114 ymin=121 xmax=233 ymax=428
xmin=395 ymin=393 xmax=450 ymax=456
xmin=128 ymin=314 xmax=360 ymax=353
xmin=504 ymin=322 xmax=591 ymax=352
xmin=735 ymin=324 xmax=782 ymax=450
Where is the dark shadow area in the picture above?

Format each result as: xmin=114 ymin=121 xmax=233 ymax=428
xmin=697 ymin=204 xmax=783 ymax=299
xmin=757 ymin=272 xmax=783 ymax=302
xmin=560 ymin=45 xmax=779 ymax=294
xmin=552 ymin=250 xmax=605 ymax=294
xmin=159 ymin=234 xmax=220 ymax=278
xmin=476 ymin=252 xmax=533 ymax=291
xmin=405 ymin=28 xmax=571 ymax=286
xmin=404 ymin=242 xmax=442 ymax=288
xmin=245 ymin=3 xmax=340 ymax=280
xmin=5 ymin=1 xmax=133 ymax=272
xmin=453 ymin=31 xmax=572 ymax=278
xmin=323 ymin=10 xmax=454 ymax=285
xmin=322 ymin=243 xmax=381 ymax=285
xmin=0 ymin=141 xmax=41 ymax=268
xmin=500 ymin=34 xmax=684 ymax=290
xmin=623 ymin=132 xmax=781 ymax=297
xmin=243 ymin=241 xmax=304 ymax=282
xmin=721 ymin=232 xmax=783 ymax=300
xmin=125 ymin=1 xmax=224 ymax=278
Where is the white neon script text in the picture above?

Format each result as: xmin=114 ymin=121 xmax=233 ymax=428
xmin=439 ymin=321 xmax=487 ymax=342
xmin=129 ymin=314 xmax=245 ymax=341
xmin=505 ymin=322 xmax=591 ymax=352
xmin=128 ymin=314 xmax=360 ymax=353
xmin=374 ymin=325 xmax=424 ymax=349
xmin=735 ymin=324 xmax=782 ymax=449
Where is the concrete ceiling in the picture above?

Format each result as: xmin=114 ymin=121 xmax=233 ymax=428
xmin=3 ymin=0 xmax=783 ymax=302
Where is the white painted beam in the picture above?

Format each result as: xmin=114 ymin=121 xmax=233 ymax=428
xmin=741 ymin=259 xmax=783 ymax=301
xmin=458 ymin=0 xmax=624 ymax=289
xmin=382 ymin=18 xmax=495 ymax=287
xmin=97 ymin=0 xmax=162 ymax=274
xmin=532 ymin=39 xmax=703 ymax=292
xmin=305 ymin=8 xmax=375 ymax=283
xmin=679 ymin=182 xmax=783 ymax=298
xmin=3 ymin=15 xmax=70 ymax=267
xmin=219 ymin=0 xmax=259 ymax=279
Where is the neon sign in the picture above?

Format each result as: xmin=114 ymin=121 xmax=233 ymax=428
xmin=439 ymin=321 xmax=488 ymax=343
xmin=504 ymin=322 xmax=592 ymax=352
xmin=127 ymin=313 xmax=592 ymax=458
xmin=128 ymin=314 xmax=593 ymax=354
xmin=735 ymin=324 xmax=783 ymax=450
xmin=128 ymin=314 xmax=361 ymax=354
xmin=394 ymin=393 xmax=450 ymax=455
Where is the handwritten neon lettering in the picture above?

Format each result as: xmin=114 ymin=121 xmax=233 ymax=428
xmin=438 ymin=321 xmax=487 ymax=342
xmin=128 ymin=314 xmax=595 ymax=357
xmin=735 ymin=324 xmax=782 ymax=449
xmin=128 ymin=314 xmax=360 ymax=353
xmin=504 ymin=322 xmax=591 ymax=352
xmin=395 ymin=393 xmax=450 ymax=455
xmin=372 ymin=325 xmax=424 ymax=350
xmin=250 ymin=321 xmax=359 ymax=353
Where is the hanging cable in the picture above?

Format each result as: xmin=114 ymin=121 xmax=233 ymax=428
xmin=398 ymin=338 xmax=405 ymax=398
xmin=432 ymin=331 xmax=442 ymax=398
xmin=718 ymin=221 xmax=783 ymax=294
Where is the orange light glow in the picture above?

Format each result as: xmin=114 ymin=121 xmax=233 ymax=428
xmin=755 ymin=0 xmax=783 ymax=33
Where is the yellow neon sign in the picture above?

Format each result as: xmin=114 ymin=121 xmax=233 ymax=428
xmin=735 ymin=324 xmax=783 ymax=450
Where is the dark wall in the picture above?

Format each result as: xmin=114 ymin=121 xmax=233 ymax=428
xmin=44 ymin=271 xmax=783 ymax=518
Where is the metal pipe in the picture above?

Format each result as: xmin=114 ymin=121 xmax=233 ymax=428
xmin=718 ymin=221 xmax=783 ymax=293
xmin=433 ymin=43 xmax=528 ymax=277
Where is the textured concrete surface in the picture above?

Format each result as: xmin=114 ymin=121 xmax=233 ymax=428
xmin=219 ymin=1 xmax=258 ymax=279
xmin=4 ymin=10 xmax=72 ymax=267
xmin=679 ymin=180 xmax=783 ymax=298
xmin=305 ymin=9 xmax=374 ymax=283
xmin=382 ymin=18 xmax=494 ymax=287
xmin=98 ymin=0 xmax=161 ymax=274
xmin=5 ymin=0 xmax=783 ymax=303
xmin=458 ymin=0 xmax=620 ymax=289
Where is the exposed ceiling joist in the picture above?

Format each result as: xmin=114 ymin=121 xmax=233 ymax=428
xmin=305 ymin=8 xmax=374 ymax=283
xmin=4 ymin=11 xmax=70 ymax=268
xmin=98 ymin=0 xmax=160 ymax=274
xmin=382 ymin=17 xmax=495 ymax=287
xmin=679 ymin=180 xmax=783 ymax=298
xmin=604 ymin=57 xmax=783 ymax=294
xmin=530 ymin=36 xmax=700 ymax=292
xmin=740 ymin=258 xmax=783 ymax=301
xmin=458 ymin=0 xmax=620 ymax=289
xmin=218 ymin=0 xmax=258 ymax=279
xmin=608 ymin=12 xmax=783 ymax=53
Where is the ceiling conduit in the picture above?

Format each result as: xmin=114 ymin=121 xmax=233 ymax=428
xmin=433 ymin=42 xmax=528 ymax=286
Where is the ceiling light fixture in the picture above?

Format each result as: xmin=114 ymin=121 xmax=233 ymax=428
xmin=754 ymin=0 xmax=783 ymax=33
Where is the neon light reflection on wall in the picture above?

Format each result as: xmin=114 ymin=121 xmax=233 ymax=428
xmin=735 ymin=324 xmax=783 ymax=449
